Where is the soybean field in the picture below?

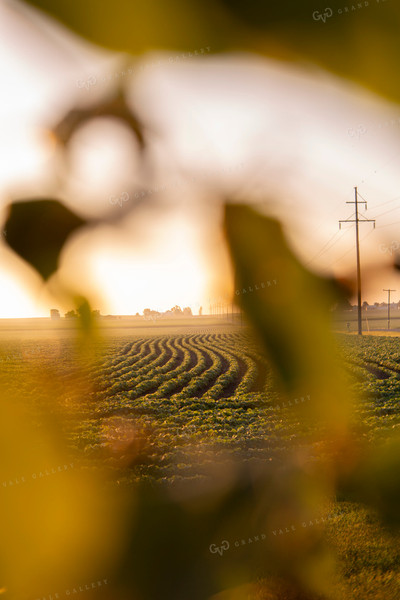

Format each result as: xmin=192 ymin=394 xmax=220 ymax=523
xmin=2 ymin=325 xmax=400 ymax=600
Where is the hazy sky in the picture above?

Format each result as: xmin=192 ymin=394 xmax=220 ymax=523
xmin=1 ymin=0 xmax=400 ymax=317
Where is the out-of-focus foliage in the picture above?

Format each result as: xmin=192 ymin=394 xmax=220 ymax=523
xmin=224 ymin=204 xmax=353 ymax=438
xmin=54 ymin=88 xmax=146 ymax=151
xmin=20 ymin=0 xmax=234 ymax=53
xmin=2 ymin=329 xmax=400 ymax=598
xmin=334 ymin=333 xmax=400 ymax=528
xmin=340 ymin=434 xmax=400 ymax=527
xmin=3 ymin=202 xmax=400 ymax=600
xmin=0 ymin=341 xmax=126 ymax=600
xmin=222 ymin=204 xmax=400 ymax=593
xmin=2 ymin=1 xmax=400 ymax=598
xmin=4 ymin=199 xmax=86 ymax=280
xmin=25 ymin=0 xmax=400 ymax=105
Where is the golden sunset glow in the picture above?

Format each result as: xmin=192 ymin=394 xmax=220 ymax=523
xmin=1 ymin=1 xmax=400 ymax=317
xmin=64 ymin=215 xmax=210 ymax=315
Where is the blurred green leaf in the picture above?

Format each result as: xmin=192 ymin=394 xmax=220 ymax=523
xmin=5 ymin=199 xmax=86 ymax=280
xmin=76 ymin=296 xmax=94 ymax=334
xmin=339 ymin=434 xmax=400 ymax=528
xmin=112 ymin=465 xmax=331 ymax=600
xmin=22 ymin=0 xmax=227 ymax=54
xmin=25 ymin=0 xmax=400 ymax=107
xmin=224 ymin=203 xmax=353 ymax=433
xmin=225 ymin=205 xmax=340 ymax=385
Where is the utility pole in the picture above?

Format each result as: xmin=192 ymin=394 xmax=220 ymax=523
xmin=383 ymin=288 xmax=396 ymax=330
xmin=339 ymin=187 xmax=375 ymax=335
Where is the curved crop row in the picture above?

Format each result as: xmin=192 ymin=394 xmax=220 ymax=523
xmin=99 ymin=338 xmax=161 ymax=395
xmin=204 ymin=334 xmax=258 ymax=395
xmin=142 ymin=337 xmax=196 ymax=398
xmin=171 ymin=335 xmax=217 ymax=399
xmin=98 ymin=338 xmax=147 ymax=380
xmin=111 ymin=337 xmax=167 ymax=393
xmin=123 ymin=337 xmax=171 ymax=385
xmin=196 ymin=336 xmax=242 ymax=399
xmin=217 ymin=335 xmax=267 ymax=393
xmin=173 ymin=335 xmax=227 ymax=399
xmin=153 ymin=335 xmax=212 ymax=398
xmin=121 ymin=337 xmax=183 ymax=399
xmin=91 ymin=333 xmax=268 ymax=407
xmin=93 ymin=339 xmax=149 ymax=392
xmin=140 ymin=334 xmax=216 ymax=400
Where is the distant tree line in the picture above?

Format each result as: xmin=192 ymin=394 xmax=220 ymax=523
xmin=64 ymin=309 xmax=100 ymax=318
xmin=143 ymin=305 xmax=193 ymax=319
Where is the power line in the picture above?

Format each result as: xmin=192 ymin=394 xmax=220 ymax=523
xmin=339 ymin=187 xmax=375 ymax=335
xmin=370 ymin=194 xmax=400 ymax=210
xmin=355 ymin=190 xmax=400 ymax=218
xmin=293 ymin=187 xmax=397 ymax=267
xmin=375 ymin=219 xmax=400 ymax=230
xmin=383 ymin=288 xmax=396 ymax=330
xmin=307 ymin=229 xmax=346 ymax=265
xmin=373 ymin=204 xmax=400 ymax=219
xmin=329 ymin=228 xmax=374 ymax=267
xmin=357 ymin=192 xmax=369 ymax=204
xmin=317 ymin=229 xmax=348 ymax=258
xmin=306 ymin=188 xmax=360 ymax=263
xmin=304 ymin=187 xmax=357 ymax=241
